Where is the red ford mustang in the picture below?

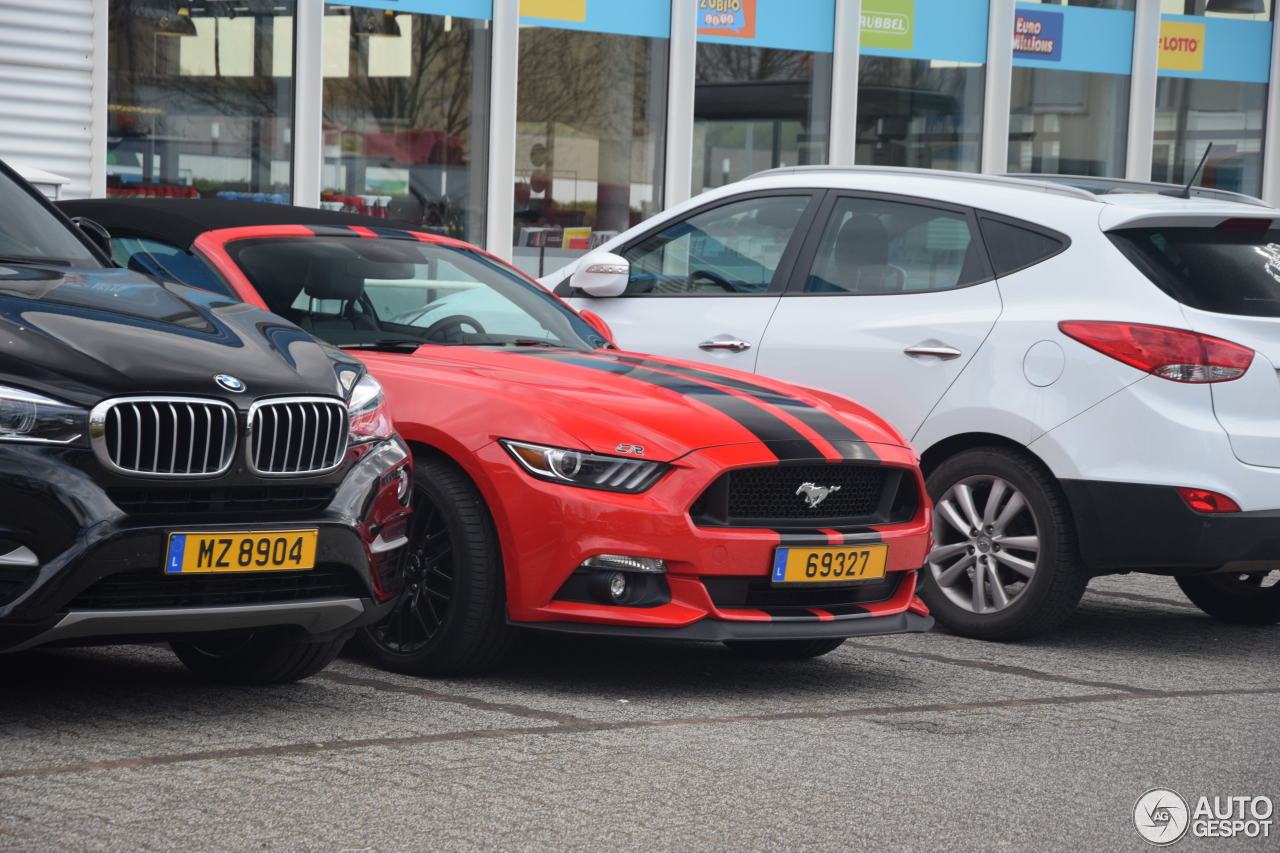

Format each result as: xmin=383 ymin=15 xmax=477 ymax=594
xmin=60 ymin=199 xmax=934 ymax=675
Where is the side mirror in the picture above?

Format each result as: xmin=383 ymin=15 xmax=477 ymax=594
xmin=71 ymin=217 xmax=113 ymax=259
xmin=577 ymin=309 xmax=616 ymax=347
xmin=572 ymin=251 xmax=629 ymax=297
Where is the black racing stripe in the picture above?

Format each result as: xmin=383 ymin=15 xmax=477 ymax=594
xmin=604 ymin=354 xmax=874 ymax=453
xmin=368 ymin=226 xmax=417 ymax=240
xmin=306 ymin=224 xmax=364 ymax=238
xmin=514 ymin=351 xmax=822 ymax=460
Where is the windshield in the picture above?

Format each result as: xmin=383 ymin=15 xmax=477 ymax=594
xmin=226 ymin=236 xmax=604 ymax=350
xmin=0 ymin=167 xmax=100 ymax=267
xmin=1110 ymin=223 xmax=1280 ymax=318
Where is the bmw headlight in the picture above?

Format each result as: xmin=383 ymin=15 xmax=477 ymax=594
xmin=346 ymin=373 xmax=394 ymax=444
xmin=0 ymin=385 xmax=85 ymax=444
xmin=501 ymin=440 xmax=667 ymax=493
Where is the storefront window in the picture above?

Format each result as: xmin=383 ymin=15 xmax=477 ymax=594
xmin=107 ymin=0 xmax=296 ymax=201
xmin=322 ymin=2 xmax=491 ymax=243
xmin=1153 ymin=1 xmax=1273 ymax=196
xmin=856 ymin=0 xmax=987 ymax=172
xmin=1008 ymin=1 xmax=1135 ymax=177
xmin=513 ymin=2 xmax=669 ymax=277
xmin=693 ymin=1 xmax=834 ymax=193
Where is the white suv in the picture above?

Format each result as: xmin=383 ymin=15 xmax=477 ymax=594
xmin=542 ymin=166 xmax=1280 ymax=639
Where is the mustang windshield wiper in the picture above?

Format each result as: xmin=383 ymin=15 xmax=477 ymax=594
xmin=500 ymin=339 xmax=571 ymax=349
xmin=339 ymin=339 xmax=429 ymax=351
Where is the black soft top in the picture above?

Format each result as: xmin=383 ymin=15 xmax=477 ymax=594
xmin=55 ymin=198 xmax=408 ymax=249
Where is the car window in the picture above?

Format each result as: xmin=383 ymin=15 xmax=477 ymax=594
xmin=802 ymin=196 xmax=987 ymax=295
xmin=109 ymin=236 xmax=232 ymax=296
xmin=229 ymin=236 xmax=602 ymax=349
xmin=1110 ymin=223 xmax=1280 ymax=318
xmin=619 ymin=195 xmax=809 ymax=296
xmin=979 ymin=217 xmax=1067 ymax=277
xmin=0 ymin=168 xmax=99 ymax=267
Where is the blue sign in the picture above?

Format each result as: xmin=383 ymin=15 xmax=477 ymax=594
xmin=1013 ymin=9 xmax=1062 ymax=62
xmin=698 ymin=0 xmax=835 ymax=53
xmin=520 ymin=0 xmax=670 ymax=39
xmin=857 ymin=0 xmax=988 ymax=66
xmin=338 ymin=0 xmax=493 ymax=21
xmin=1158 ymin=15 xmax=1272 ymax=84
xmin=1012 ymin=3 xmax=1133 ymax=76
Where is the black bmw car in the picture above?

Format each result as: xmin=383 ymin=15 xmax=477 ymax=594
xmin=0 ymin=161 xmax=412 ymax=683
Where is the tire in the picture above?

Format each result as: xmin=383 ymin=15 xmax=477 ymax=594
xmin=919 ymin=447 xmax=1086 ymax=640
xmin=1176 ymin=572 xmax=1280 ymax=624
xmin=723 ymin=638 xmax=846 ymax=660
xmin=172 ymin=629 xmax=346 ymax=685
xmin=357 ymin=453 xmax=514 ymax=676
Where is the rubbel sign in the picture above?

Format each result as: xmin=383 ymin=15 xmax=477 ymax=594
xmin=1159 ymin=20 xmax=1206 ymax=72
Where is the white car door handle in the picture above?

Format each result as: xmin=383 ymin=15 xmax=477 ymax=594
xmin=699 ymin=339 xmax=752 ymax=352
xmin=904 ymin=344 xmax=962 ymax=360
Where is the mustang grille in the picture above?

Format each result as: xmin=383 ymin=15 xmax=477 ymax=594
xmin=93 ymin=398 xmax=237 ymax=476
xmin=690 ymin=463 xmax=917 ymax=528
xmin=249 ymin=398 xmax=348 ymax=476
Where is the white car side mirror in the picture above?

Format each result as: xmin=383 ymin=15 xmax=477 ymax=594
xmin=572 ymin=252 xmax=629 ymax=297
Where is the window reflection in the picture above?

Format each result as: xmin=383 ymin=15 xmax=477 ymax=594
xmin=693 ymin=45 xmax=832 ymax=193
xmin=1009 ymin=68 xmax=1130 ymax=176
xmin=321 ymin=6 xmax=490 ymax=243
xmin=512 ymin=29 xmax=668 ymax=277
xmin=1153 ymin=78 xmax=1266 ymax=195
xmin=856 ymin=58 xmax=984 ymax=172
xmin=107 ymin=0 xmax=296 ymax=201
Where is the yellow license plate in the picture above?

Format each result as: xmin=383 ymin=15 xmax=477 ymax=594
xmin=164 ymin=530 xmax=318 ymax=574
xmin=771 ymin=544 xmax=889 ymax=585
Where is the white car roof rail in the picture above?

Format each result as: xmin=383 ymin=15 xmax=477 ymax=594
xmin=745 ymin=164 xmax=1100 ymax=202
xmin=1009 ymin=173 xmax=1272 ymax=208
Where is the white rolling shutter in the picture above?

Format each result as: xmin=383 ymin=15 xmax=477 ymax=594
xmin=0 ymin=0 xmax=104 ymax=199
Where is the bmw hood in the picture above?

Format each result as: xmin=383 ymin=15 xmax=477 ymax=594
xmin=362 ymin=346 xmax=909 ymax=461
xmin=0 ymin=264 xmax=360 ymax=406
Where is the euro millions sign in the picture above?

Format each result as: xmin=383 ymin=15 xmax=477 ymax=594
xmin=697 ymin=0 xmax=756 ymax=38
xmin=1013 ymin=9 xmax=1063 ymax=62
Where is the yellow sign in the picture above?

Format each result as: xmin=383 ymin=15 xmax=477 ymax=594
xmin=1159 ymin=20 xmax=1205 ymax=73
xmin=520 ymin=0 xmax=587 ymax=21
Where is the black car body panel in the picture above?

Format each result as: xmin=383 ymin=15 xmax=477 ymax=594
xmin=0 ymin=160 xmax=412 ymax=654
xmin=0 ymin=262 xmax=356 ymax=406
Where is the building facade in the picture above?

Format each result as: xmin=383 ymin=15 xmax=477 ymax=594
xmin=1 ymin=0 xmax=1277 ymax=274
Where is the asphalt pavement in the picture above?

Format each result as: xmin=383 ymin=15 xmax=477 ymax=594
xmin=1 ymin=572 xmax=1276 ymax=852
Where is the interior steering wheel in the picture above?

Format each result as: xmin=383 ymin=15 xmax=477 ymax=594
xmin=688 ymin=269 xmax=736 ymax=293
xmin=422 ymin=313 xmax=486 ymax=342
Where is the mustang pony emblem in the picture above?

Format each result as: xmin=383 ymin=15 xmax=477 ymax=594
xmin=796 ymin=482 xmax=841 ymax=509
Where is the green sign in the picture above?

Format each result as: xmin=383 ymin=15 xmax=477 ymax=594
xmin=860 ymin=0 xmax=914 ymax=51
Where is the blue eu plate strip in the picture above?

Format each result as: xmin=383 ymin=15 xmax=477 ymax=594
xmin=165 ymin=535 xmax=186 ymax=574
xmin=772 ymin=548 xmax=789 ymax=582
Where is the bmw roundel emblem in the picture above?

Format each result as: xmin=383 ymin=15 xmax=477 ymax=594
xmin=215 ymin=374 xmax=246 ymax=393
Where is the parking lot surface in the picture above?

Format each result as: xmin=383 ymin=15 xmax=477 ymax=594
xmin=1 ymin=572 xmax=1276 ymax=852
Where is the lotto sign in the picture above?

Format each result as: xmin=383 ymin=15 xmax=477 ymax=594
xmin=519 ymin=0 xmax=586 ymax=22
xmin=696 ymin=0 xmax=756 ymax=38
xmin=1159 ymin=20 xmax=1205 ymax=73
xmin=1013 ymin=9 xmax=1063 ymax=61
xmin=859 ymin=0 xmax=914 ymax=51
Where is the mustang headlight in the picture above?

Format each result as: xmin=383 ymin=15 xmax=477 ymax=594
xmin=346 ymin=373 xmax=394 ymax=444
xmin=0 ymin=385 xmax=85 ymax=445
xmin=500 ymin=440 xmax=667 ymax=493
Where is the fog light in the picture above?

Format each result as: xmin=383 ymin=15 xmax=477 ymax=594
xmin=580 ymin=554 xmax=666 ymax=573
xmin=395 ymin=467 xmax=411 ymax=503
xmin=608 ymin=571 xmax=627 ymax=601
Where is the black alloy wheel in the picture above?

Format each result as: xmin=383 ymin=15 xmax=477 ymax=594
xmin=357 ymin=454 xmax=514 ymax=676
